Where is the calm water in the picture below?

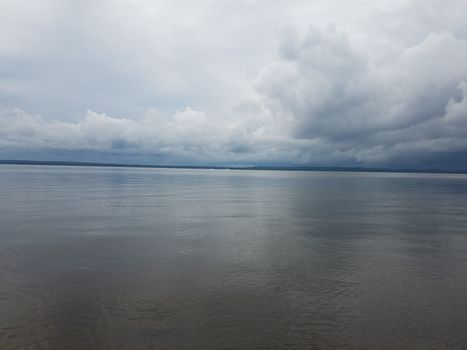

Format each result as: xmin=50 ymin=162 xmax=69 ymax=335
xmin=0 ymin=165 xmax=466 ymax=350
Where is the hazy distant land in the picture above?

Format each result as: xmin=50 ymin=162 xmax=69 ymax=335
xmin=1 ymin=159 xmax=466 ymax=175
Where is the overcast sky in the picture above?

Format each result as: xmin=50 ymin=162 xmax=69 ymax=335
xmin=1 ymin=0 xmax=467 ymax=169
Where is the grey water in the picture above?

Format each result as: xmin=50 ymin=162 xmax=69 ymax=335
xmin=0 ymin=165 xmax=466 ymax=350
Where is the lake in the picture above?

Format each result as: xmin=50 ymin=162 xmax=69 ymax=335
xmin=0 ymin=165 xmax=466 ymax=349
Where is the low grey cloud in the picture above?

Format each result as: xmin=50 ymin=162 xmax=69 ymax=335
xmin=1 ymin=0 xmax=467 ymax=169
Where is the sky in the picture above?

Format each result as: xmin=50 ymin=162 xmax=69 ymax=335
xmin=1 ymin=0 xmax=467 ymax=169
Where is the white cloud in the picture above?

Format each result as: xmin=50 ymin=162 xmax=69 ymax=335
xmin=0 ymin=106 xmax=272 ymax=163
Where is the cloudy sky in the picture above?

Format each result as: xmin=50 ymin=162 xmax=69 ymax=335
xmin=1 ymin=0 xmax=467 ymax=169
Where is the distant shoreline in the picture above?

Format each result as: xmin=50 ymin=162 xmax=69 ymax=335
xmin=0 ymin=159 xmax=466 ymax=175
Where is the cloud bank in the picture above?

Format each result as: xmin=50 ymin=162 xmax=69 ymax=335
xmin=1 ymin=0 xmax=467 ymax=169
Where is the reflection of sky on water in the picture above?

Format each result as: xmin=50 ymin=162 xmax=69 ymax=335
xmin=0 ymin=166 xmax=466 ymax=349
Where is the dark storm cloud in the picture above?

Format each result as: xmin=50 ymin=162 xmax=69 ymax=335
xmin=255 ymin=2 xmax=467 ymax=167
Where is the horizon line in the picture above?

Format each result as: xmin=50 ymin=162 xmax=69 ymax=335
xmin=1 ymin=159 xmax=467 ymax=175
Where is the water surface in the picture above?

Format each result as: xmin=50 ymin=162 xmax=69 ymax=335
xmin=1 ymin=165 xmax=466 ymax=349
